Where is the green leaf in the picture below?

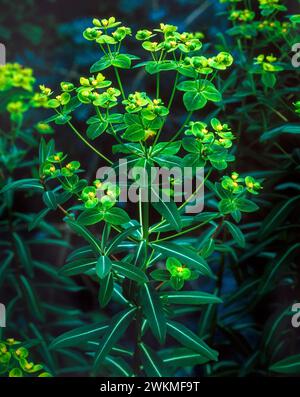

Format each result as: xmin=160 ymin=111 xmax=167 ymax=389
xmin=258 ymin=195 xmax=300 ymax=238
xmin=103 ymin=207 xmax=131 ymax=225
xmin=151 ymin=193 xmax=182 ymax=232
xmin=166 ymin=320 xmax=218 ymax=361
xmin=150 ymin=242 xmax=213 ymax=278
xmin=260 ymin=124 xmax=300 ymax=141
xmin=86 ymin=121 xmax=108 ymax=140
xmin=183 ymin=91 xmax=207 ymax=111
xmin=224 ymin=220 xmax=245 ymax=248
xmin=235 ymin=198 xmax=259 ymax=213
xmin=1 ymin=178 xmax=43 ymax=193
xmin=140 ymin=342 xmax=167 ymax=377
xmin=28 ymin=208 xmax=51 ymax=231
xmin=42 ymin=191 xmax=57 ymax=210
xmin=262 ymin=72 xmax=276 ymax=88
xmin=96 ymin=256 xmax=112 ymax=279
xmin=99 ymin=273 xmax=114 ymax=308
xmin=122 ymin=124 xmax=145 ymax=142
xmin=50 ymin=322 xmax=109 ymax=350
xmin=104 ymin=355 xmax=133 ymax=377
xmin=160 ymin=347 xmax=210 ymax=367
xmin=160 ymin=291 xmax=222 ymax=305
xmin=90 ymin=55 xmax=112 ymax=72
xmin=111 ymin=54 xmax=131 ymax=69
xmin=19 ymin=275 xmax=44 ymax=321
xmin=66 ymin=219 xmax=102 ymax=254
xmin=77 ymin=209 xmax=104 ymax=226
xmin=105 ymin=225 xmax=139 ymax=254
xmin=257 ymin=243 xmax=300 ymax=296
xmin=112 ymin=262 xmax=148 ymax=283
xmin=93 ymin=307 xmax=136 ymax=371
xmin=177 ymin=80 xmax=197 ymax=91
xmin=59 ymin=258 xmax=96 ymax=276
xmin=269 ymin=355 xmax=300 ymax=374
xmin=13 ymin=233 xmax=34 ymax=277
xmin=218 ymin=198 xmax=236 ymax=214
xmin=140 ymin=283 xmax=166 ymax=344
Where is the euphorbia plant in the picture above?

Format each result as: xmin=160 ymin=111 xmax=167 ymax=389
xmin=8 ymin=18 xmax=262 ymax=376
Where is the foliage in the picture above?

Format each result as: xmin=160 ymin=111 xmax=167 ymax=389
xmin=1 ymin=0 xmax=299 ymax=378
xmin=0 ymin=338 xmax=52 ymax=377
xmin=2 ymin=17 xmax=265 ymax=377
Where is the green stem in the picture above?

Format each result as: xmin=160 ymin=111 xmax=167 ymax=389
xmin=153 ymin=111 xmax=193 ymax=156
xmin=66 ymin=120 xmax=113 ymax=165
xmin=114 ymin=67 xmax=126 ymax=100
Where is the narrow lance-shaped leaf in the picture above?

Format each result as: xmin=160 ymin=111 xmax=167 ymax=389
xmin=160 ymin=347 xmax=210 ymax=368
xmin=99 ymin=272 xmax=114 ymax=308
xmin=50 ymin=322 xmax=109 ymax=350
xmin=13 ymin=233 xmax=34 ymax=277
xmin=66 ymin=219 xmax=102 ymax=254
xmin=93 ymin=307 xmax=136 ymax=371
xmin=269 ymin=355 xmax=300 ymax=374
xmin=224 ymin=220 xmax=245 ymax=248
xmin=160 ymin=291 xmax=222 ymax=305
xmin=140 ymin=342 xmax=167 ymax=377
xmin=140 ymin=283 xmax=166 ymax=344
xmin=96 ymin=256 xmax=112 ymax=279
xmin=166 ymin=320 xmax=218 ymax=361
xmin=112 ymin=262 xmax=148 ymax=283
xmin=150 ymin=242 xmax=213 ymax=278
xmin=151 ymin=189 xmax=182 ymax=232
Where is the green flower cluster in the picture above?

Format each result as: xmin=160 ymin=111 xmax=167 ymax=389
xmin=258 ymin=0 xmax=287 ymax=16
xmin=83 ymin=17 xmax=131 ymax=44
xmin=0 ymin=338 xmax=51 ymax=377
xmin=183 ymin=118 xmax=235 ymax=170
xmin=123 ymin=91 xmax=169 ymax=118
xmin=0 ymin=63 xmax=35 ymax=92
xmin=81 ymin=180 xmax=120 ymax=209
xmin=294 ymin=101 xmax=300 ymax=116
xmin=42 ymin=152 xmax=80 ymax=178
xmin=254 ymin=54 xmax=283 ymax=73
xmin=257 ymin=20 xmax=290 ymax=34
xmin=229 ymin=9 xmax=255 ymax=22
xmin=166 ymin=257 xmax=198 ymax=290
xmin=222 ymin=173 xmax=262 ymax=195
xmin=181 ymin=52 xmax=233 ymax=75
xmin=139 ymin=23 xmax=203 ymax=54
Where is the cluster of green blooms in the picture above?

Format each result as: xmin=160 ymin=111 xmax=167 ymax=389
xmin=81 ymin=180 xmax=120 ymax=209
xmin=181 ymin=52 xmax=233 ymax=75
xmin=83 ymin=16 xmax=132 ymax=44
xmin=221 ymin=172 xmax=262 ymax=195
xmin=123 ymin=91 xmax=169 ymax=118
xmin=166 ymin=257 xmax=198 ymax=290
xmin=76 ymin=74 xmax=120 ymax=108
xmin=0 ymin=65 xmax=52 ymax=123
xmin=183 ymin=118 xmax=235 ymax=170
xmin=0 ymin=63 xmax=35 ymax=91
xmin=258 ymin=0 xmax=287 ymax=16
xmin=0 ymin=338 xmax=51 ymax=377
xmin=229 ymin=9 xmax=255 ymax=22
xmin=294 ymin=101 xmax=300 ymax=116
xmin=137 ymin=23 xmax=204 ymax=54
xmin=254 ymin=54 xmax=283 ymax=73
xmin=256 ymin=20 xmax=290 ymax=34
xmin=42 ymin=152 xmax=80 ymax=178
